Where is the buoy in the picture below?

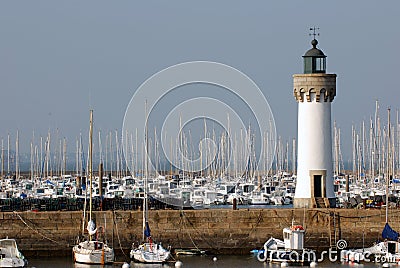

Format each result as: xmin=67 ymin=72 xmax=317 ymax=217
xmin=310 ymin=261 xmax=317 ymax=267
xmin=281 ymin=261 xmax=288 ymax=267
xmin=250 ymin=249 xmax=258 ymax=254
xmin=175 ymin=260 xmax=183 ymax=267
xmin=213 ymin=256 xmax=218 ymax=262
xmin=121 ymin=262 xmax=130 ymax=268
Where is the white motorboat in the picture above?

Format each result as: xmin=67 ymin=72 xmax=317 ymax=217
xmin=0 ymin=238 xmax=27 ymax=268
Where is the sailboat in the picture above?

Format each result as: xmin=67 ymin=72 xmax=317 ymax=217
xmin=73 ymin=110 xmax=114 ymax=264
xmin=129 ymin=102 xmax=171 ymax=263
xmin=129 ymin=221 xmax=171 ymax=263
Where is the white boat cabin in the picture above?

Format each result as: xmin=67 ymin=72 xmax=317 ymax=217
xmin=283 ymin=225 xmax=305 ymax=250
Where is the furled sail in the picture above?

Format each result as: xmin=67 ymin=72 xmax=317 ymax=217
xmin=87 ymin=220 xmax=97 ymax=236
xmin=144 ymin=222 xmax=151 ymax=238
xmin=382 ymin=223 xmax=399 ymax=241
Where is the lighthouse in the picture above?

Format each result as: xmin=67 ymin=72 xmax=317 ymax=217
xmin=293 ymin=33 xmax=337 ymax=208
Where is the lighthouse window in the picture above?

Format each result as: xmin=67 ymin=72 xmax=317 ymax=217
xmin=315 ymin=58 xmax=325 ymax=72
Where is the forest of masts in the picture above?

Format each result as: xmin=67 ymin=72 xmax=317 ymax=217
xmin=346 ymin=102 xmax=400 ymax=181
xmin=1 ymin=101 xmax=400 ymax=181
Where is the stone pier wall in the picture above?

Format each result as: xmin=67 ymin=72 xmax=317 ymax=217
xmin=0 ymin=208 xmax=398 ymax=257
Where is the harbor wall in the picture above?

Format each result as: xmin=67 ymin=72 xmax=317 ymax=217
xmin=0 ymin=208 xmax=397 ymax=257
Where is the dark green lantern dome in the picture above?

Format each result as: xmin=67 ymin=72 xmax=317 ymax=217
xmin=303 ymin=39 xmax=326 ymax=74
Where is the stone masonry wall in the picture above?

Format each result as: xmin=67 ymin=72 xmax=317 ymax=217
xmin=1 ymin=208 xmax=398 ymax=257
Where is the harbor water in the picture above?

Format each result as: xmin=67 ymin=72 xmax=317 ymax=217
xmin=27 ymin=255 xmax=384 ymax=268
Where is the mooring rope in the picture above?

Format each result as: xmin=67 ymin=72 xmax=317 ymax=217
xmin=13 ymin=211 xmax=69 ymax=247
xmin=181 ymin=210 xmax=201 ymax=252
xmin=233 ymin=210 xmax=264 ymax=253
xmin=180 ymin=211 xmax=219 ymax=251
xmin=113 ymin=211 xmax=128 ymax=259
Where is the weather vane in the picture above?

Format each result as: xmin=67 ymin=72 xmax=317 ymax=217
xmin=309 ymin=27 xmax=320 ymax=40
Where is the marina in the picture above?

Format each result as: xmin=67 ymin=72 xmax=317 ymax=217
xmin=0 ymin=1 xmax=399 ymax=267
xmin=0 ymin=43 xmax=400 ymax=268
xmin=0 ymin=87 xmax=399 ymax=262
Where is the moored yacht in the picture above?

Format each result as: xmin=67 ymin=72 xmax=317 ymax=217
xmin=0 ymin=238 xmax=27 ymax=268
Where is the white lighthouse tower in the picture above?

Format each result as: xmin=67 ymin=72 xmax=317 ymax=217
xmin=293 ymin=32 xmax=337 ymax=208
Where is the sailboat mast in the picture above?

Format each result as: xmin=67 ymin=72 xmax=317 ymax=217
xmin=1 ymin=138 xmax=4 ymax=177
xmin=143 ymin=101 xmax=149 ymax=241
xmin=16 ymin=130 xmax=19 ymax=181
xmin=292 ymin=138 xmax=296 ymax=175
xmin=374 ymin=100 xmax=378 ymax=177
xmin=89 ymin=110 xmax=94 ymax=239
xmin=7 ymin=133 xmax=10 ymax=175
xmin=386 ymin=108 xmax=390 ymax=224
xmin=63 ymin=138 xmax=67 ymax=178
xmin=397 ymin=110 xmax=400 ymax=179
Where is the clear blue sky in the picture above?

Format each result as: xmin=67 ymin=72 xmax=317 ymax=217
xmin=0 ymin=1 xmax=399 ymax=165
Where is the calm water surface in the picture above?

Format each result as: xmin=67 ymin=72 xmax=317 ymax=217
xmin=27 ymin=255 xmax=385 ymax=268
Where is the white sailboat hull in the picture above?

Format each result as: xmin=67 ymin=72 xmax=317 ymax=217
xmin=130 ymin=243 xmax=170 ymax=263
xmin=73 ymin=241 xmax=114 ymax=264
xmin=342 ymin=241 xmax=400 ymax=263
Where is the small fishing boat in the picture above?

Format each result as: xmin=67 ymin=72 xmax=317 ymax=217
xmin=0 ymin=238 xmax=27 ymax=268
xmin=254 ymin=223 xmax=316 ymax=266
